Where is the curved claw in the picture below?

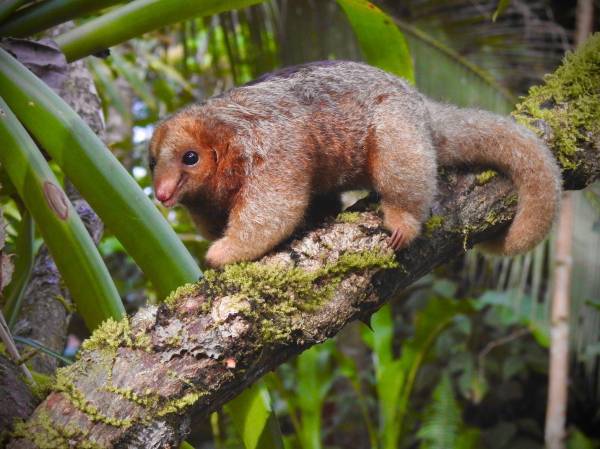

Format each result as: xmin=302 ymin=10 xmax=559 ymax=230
xmin=388 ymin=229 xmax=406 ymax=251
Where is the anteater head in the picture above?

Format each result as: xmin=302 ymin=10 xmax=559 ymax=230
xmin=148 ymin=105 xmax=237 ymax=208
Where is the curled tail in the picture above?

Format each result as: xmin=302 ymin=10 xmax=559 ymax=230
xmin=425 ymin=99 xmax=562 ymax=255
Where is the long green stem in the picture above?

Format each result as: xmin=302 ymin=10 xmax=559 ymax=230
xmin=0 ymin=97 xmax=124 ymax=330
xmin=0 ymin=48 xmax=201 ymax=299
xmin=0 ymin=0 xmax=124 ymax=37
xmin=54 ymin=0 xmax=265 ymax=61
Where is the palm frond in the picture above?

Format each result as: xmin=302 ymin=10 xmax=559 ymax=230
xmin=382 ymin=0 xmax=570 ymax=94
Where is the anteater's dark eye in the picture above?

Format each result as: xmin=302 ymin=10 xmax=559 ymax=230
xmin=149 ymin=157 xmax=157 ymax=172
xmin=182 ymin=151 xmax=199 ymax=166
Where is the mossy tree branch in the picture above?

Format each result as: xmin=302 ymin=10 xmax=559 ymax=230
xmin=7 ymin=34 xmax=600 ymax=449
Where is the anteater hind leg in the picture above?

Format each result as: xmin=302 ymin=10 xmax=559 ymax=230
xmin=369 ymin=107 xmax=437 ymax=251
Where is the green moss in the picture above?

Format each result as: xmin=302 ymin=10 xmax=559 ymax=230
xmin=164 ymin=282 xmax=201 ymax=308
xmin=29 ymin=371 xmax=54 ymax=399
xmin=55 ymin=374 xmax=134 ymax=428
xmin=475 ymin=170 xmax=498 ymax=185
xmin=53 ymin=294 xmax=75 ymax=313
xmin=203 ymin=263 xmax=322 ymax=309
xmin=203 ymin=249 xmax=397 ymax=311
xmin=425 ymin=215 xmax=444 ymax=235
xmin=80 ymin=316 xmax=132 ymax=354
xmin=78 ymin=315 xmax=152 ymax=357
xmin=329 ymin=250 xmax=398 ymax=274
xmin=12 ymin=415 xmax=66 ymax=449
xmin=104 ymin=385 xmax=160 ymax=409
xmin=504 ymin=193 xmax=518 ymax=207
xmin=156 ymin=391 xmax=202 ymax=416
xmin=167 ymin=250 xmax=393 ymax=342
xmin=12 ymin=410 xmax=104 ymax=449
xmin=132 ymin=330 xmax=153 ymax=352
xmin=199 ymin=248 xmax=397 ymax=343
xmin=166 ymin=333 xmax=182 ymax=346
xmin=484 ymin=210 xmax=500 ymax=225
xmin=514 ymin=33 xmax=600 ymax=171
xmin=336 ymin=211 xmax=361 ymax=223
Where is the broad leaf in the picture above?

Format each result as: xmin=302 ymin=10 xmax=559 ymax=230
xmin=336 ymin=0 xmax=414 ymax=83
xmin=226 ymin=382 xmax=283 ymax=449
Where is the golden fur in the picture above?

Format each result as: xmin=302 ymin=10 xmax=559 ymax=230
xmin=149 ymin=61 xmax=561 ymax=267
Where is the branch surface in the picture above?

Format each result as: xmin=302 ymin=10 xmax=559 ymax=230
xmin=7 ymin=33 xmax=600 ymax=449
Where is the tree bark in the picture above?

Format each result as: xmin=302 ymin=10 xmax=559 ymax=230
xmin=7 ymin=33 xmax=600 ymax=449
xmin=0 ymin=355 xmax=38 ymax=439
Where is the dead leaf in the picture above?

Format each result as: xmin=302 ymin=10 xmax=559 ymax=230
xmin=0 ymin=37 xmax=68 ymax=92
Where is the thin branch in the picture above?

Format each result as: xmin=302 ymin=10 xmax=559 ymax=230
xmin=0 ymin=310 xmax=33 ymax=382
xmin=545 ymin=5 xmax=594 ymax=449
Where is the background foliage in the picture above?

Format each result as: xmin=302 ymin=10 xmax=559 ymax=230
xmin=0 ymin=1 xmax=599 ymax=448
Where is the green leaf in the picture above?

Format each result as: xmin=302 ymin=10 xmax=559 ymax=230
xmin=179 ymin=442 xmax=196 ymax=449
xmin=88 ymin=58 xmax=132 ymax=123
xmin=492 ymin=0 xmax=511 ymax=22
xmin=417 ymin=374 xmax=461 ymax=449
xmin=455 ymin=428 xmax=481 ymax=449
xmin=431 ymin=279 xmax=458 ymax=298
xmin=477 ymin=290 xmax=512 ymax=309
xmin=418 ymin=373 xmax=480 ymax=449
xmin=54 ymin=0 xmax=266 ymax=61
xmin=528 ymin=320 xmax=549 ymax=348
xmin=109 ymin=51 xmax=158 ymax=112
xmin=0 ymin=0 xmax=28 ymax=24
xmin=369 ymin=303 xmax=395 ymax=365
xmin=376 ymin=359 xmax=405 ymax=449
xmin=294 ymin=341 xmax=336 ymax=449
xmin=0 ymin=97 xmax=124 ymax=329
xmin=336 ymin=0 xmax=414 ymax=83
xmin=13 ymin=336 xmax=74 ymax=365
xmin=567 ymin=429 xmax=598 ymax=449
xmin=365 ymin=299 xmax=474 ymax=449
xmin=0 ymin=48 xmax=201 ymax=299
xmin=332 ymin=348 xmax=379 ymax=449
xmin=395 ymin=20 xmax=515 ymax=113
xmin=2 ymin=205 xmax=34 ymax=328
xmin=144 ymin=52 xmax=195 ymax=95
xmin=0 ymin=0 xmax=124 ymax=37
xmin=585 ymin=299 xmax=600 ymax=311
xmin=226 ymin=382 xmax=284 ymax=449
